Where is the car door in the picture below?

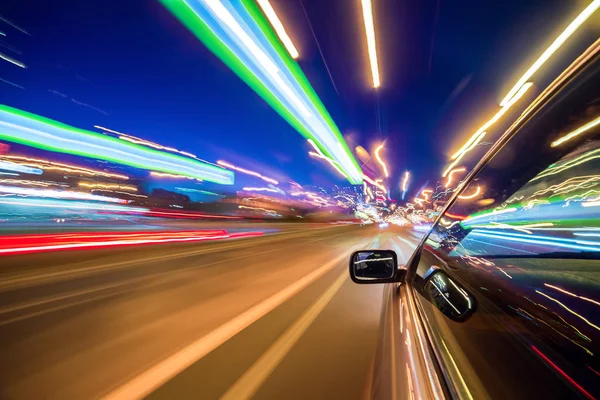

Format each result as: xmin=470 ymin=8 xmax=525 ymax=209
xmin=408 ymin=40 xmax=600 ymax=399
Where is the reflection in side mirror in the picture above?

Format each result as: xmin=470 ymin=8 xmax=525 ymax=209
xmin=349 ymin=250 xmax=405 ymax=284
xmin=423 ymin=269 xmax=475 ymax=321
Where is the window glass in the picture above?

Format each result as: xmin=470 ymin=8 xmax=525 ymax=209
xmin=413 ymin=53 xmax=600 ymax=399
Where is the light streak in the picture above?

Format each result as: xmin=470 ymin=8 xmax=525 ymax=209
xmin=0 ymin=230 xmax=263 ymax=256
xmin=150 ymin=171 xmax=202 ymax=181
xmin=500 ymin=1 xmax=600 ymax=107
xmin=362 ymin=174 xmax=386 ymax=192
xmin=582 ymin=200 xmax=600 ymax=207
xmin=0 ymin=52 xmax=26 ymax=68
xmin=458 ymin=186 xmax=481 ymax=199
xmin=307 ymin=139 xmax=348 ymax=178
xmin=551 ymin=115 xmax=600 ymax=147
xmin=0 ymin=155 xmax=129 ymax=179
xmin=175 ymin=187 xmax=224 ymax=197
xmin=469 ymin=221 xmax=554 ymax=234
xmin=0 ymin=197 xmax=144 ymax=212
xmin=0 ymin=160 xmax=43 ymax=175
xmin=94 ymin=125 xmax=217 ymax=166
xmin=530 ymin=346 xmax=594 ymax=399
xmin=444 ymin=83 xmax=532 ymax=177
xmin=470 ymin=230 xmax=600 ymax=252
xmin=462 ymin=207 xmax=516 ymax=224
xmin=242 ymin=187 xmax=279 ymax=193
xmin=91 ymin=189 xmax=148 ymax=198
xmin=217 ymin=160 xmax=278 ymax=184
xmin=445 ymin=212 xmax=467 ymax=220
xmin=360 ymin=0 xmax=380 ymax=88
xmin=401 ymin=171 xmax=410 ymax=191
xmin=79 ymin=182 xmax=138 ymax=192
xmin=544 ymin=284 xmax=600 ymax=307
xmin=533 ymin=149 xmax=600 ymax=181
xmin=445 ymin=167 xmax=466 ymax=188
xmin=374 ymin=144 xmax=389 ymax=177
xmin=257 ymin=0 xmax=298 ymax=59
xmin=537 ymin=290 xmax=600 ymax=333
xmin=159 ymin=0 xmax=361 ymax=183
xmin=0 ymin=179 xmax=68 ymax=188
xmin=0 ymin=106 xmax=233 ymax=184
xmin=0 ymin=185 xmax=126 ymax=203
xmin=239 ymin=205 xmax=278 ymax=214
xmin=420 ymin=189 xmax=433 ymax=201
xmin=401 ymin=171 xmax=410 ymax=200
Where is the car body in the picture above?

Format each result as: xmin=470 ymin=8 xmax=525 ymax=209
xmin=351 ymin=39 xmax=600 ymax=399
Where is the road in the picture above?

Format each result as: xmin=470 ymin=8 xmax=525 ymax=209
xmin=0 ymin=224 xmax=421 ymax=399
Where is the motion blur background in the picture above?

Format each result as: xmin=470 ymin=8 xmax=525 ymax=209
xmin=0 ymin=0 xmax=599 ymax=399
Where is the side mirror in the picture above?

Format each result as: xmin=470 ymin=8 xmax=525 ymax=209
xmin=423 ymin=267 xmax=476 ymax=321
xmin=349 ymin=250 xmax=406 ymax=284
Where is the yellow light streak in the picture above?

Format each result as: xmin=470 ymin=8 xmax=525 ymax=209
xmin=445 ymin=167 xmax=467 ymax=188
xmin=421 ymin=189 xmax=433 ymax=201
xmin=401 ymin=171 xmax=410 ymax=192
xmin=536 ymin=290 xmax=600 ymax=332
xmin=361 ymin=0 xmax=380 ymax=88
xmin=551 ymin=115 xmax=600 ymax=147
xmin=544 ymin=283 xmax=600 ymax=307
xmin=257 ymin=0 xmax=299 ymax=59
xmin=239 ymin=205 xmax=278 ymax=214
xmin=500 ymin=0 xmax=600 ymax=107
xmin=79 ymin=182 xmax=138 ymax=192
xmin=0 ymin=155 xmax=129 ymax=180
xmin=150 ymin=171 xmax=202 ymax=181
xmin=374 ymin=144 xmax=389 ymax=177
xmin=458 ymin=185 xmax=482 ymax=200
xmin=444 ymin=83 xmax=533 ymax=177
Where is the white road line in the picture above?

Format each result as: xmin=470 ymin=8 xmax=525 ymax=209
xmin=220 ymin=269 xmax=348 ymax=399
xmin=102 ymin=252 xmax=348 ymax=400
xmin=396 ymin=236 xmax=417 ymax=249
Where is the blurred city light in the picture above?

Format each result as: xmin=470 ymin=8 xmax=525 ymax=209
xmin=401 ymin=170 xmax=410 ymax=200
xmin=374 ymin=144 xmax=389 ymax=177
xmin=160 ymin=0 xmax=362 ymax=184
xmin=360 ymin=0 xmax=380 ymax=88
xmin=257 ymin=0 xmax=299 ymax=59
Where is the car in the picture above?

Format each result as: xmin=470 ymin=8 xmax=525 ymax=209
xmin=349 ymin=40 xmax=600 ymax=399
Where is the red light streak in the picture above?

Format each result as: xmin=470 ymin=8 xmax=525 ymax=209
xmin=0 ymin=230 xmax=263 ymax=256
xmin=445 ymin=212 xmax=467 ymax=220
xmin=530 ymin=346 xmax=595 ymax=400
xmin=141 ymin=210 xmax=242 ymax=219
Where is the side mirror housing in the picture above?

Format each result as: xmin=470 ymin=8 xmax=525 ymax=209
xmin=349 ymin=250 xmax=406 ymax=284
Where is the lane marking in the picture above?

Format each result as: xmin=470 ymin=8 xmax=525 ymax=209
xmin=220 ymin=269 xmax=348 ymax=400
xmin=102 ymin=252 xmax=348 ymax=400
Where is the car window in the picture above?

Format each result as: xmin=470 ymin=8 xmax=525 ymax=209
xmin=412 ymin=51 xmax=600 ymax=399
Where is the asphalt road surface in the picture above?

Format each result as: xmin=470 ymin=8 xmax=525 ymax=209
xmin=0 ymin=224 xmax=421 ymax=399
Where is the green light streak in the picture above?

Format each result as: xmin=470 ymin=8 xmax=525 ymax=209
xmin=0 ymin=105 xmax=233 ymax=184
xmin=160 ymin=0 xmax=362 ymax=183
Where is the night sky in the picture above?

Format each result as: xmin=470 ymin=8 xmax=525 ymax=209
xmin=0 ymin=0 xmax=577 ymax=199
